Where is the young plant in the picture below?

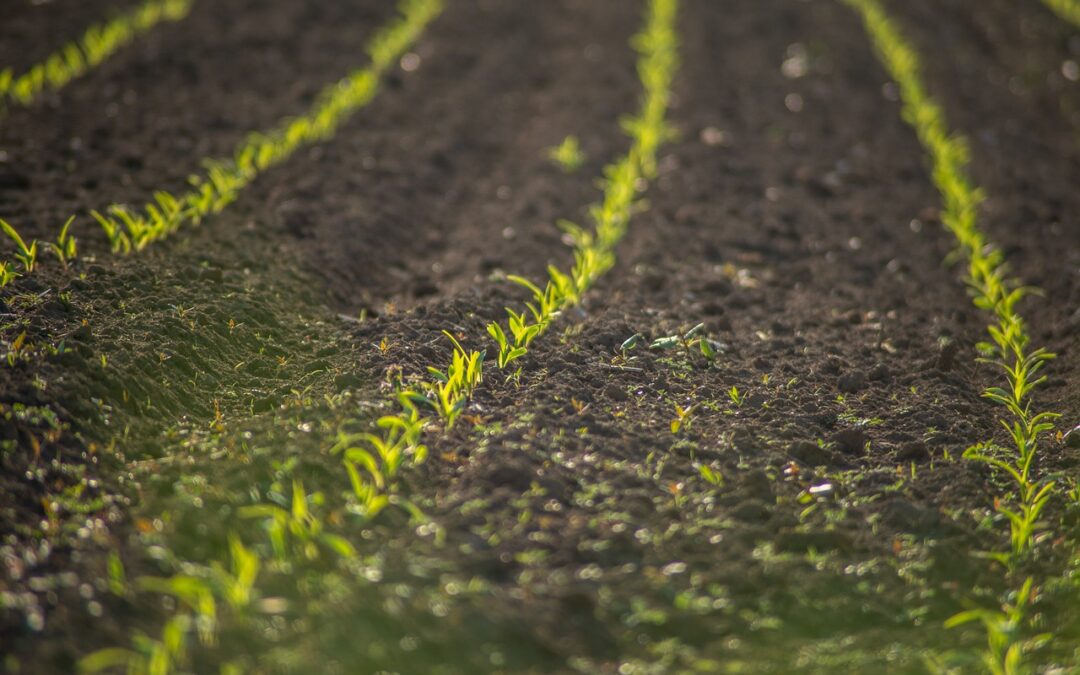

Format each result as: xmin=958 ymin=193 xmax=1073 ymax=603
xmin=727 ymin=385 xmax=745 ymax=408
xmin=49 ymin=216 xmax=77 ymax=267
xmin=0 ymin=219 xmax=37 ymax=273
xmin=670 ymin=402 xmax=697 ymax=434
xmin=548 ymin=135 xmax=586 ymax=172
xmin=647 ymin=323 xmax=724 ymax=362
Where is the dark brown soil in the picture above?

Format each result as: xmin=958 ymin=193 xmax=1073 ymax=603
xmin=1 ymin=0 xmax=1078 ymax=672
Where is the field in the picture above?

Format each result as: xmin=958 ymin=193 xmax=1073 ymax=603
xmin=1 ymin=0 xmax=1080 ymax=672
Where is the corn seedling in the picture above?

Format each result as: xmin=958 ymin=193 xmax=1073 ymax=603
xmin=1041 ymin=0 xmax=1080 ymax=28
xmin=696 ymin=463 xmax=724 ymax=487
xmin=670 ymin=402 xmax=697 ymax=434
xmin=0 ymin=261 xmax=16 ymax=288
xmin=239 ymin=480 xmax=356 ymax=561
xmin=647 ymin=322 xmax=724 ymax=362
xmin=1 ymin=0 xmax=193 ymax=112
xmin=549 ymin=135 xmax=586 ymax=172
xmin=487 ymin=0 xmax=679 ymax=370
xmin=944 ymin=577 xmax=1051 ymax=674
xmin=414 ymin=331 xmax=484 ymax=427
xmin=727 ymin=385 xmax=745 ymax=408
xmin=0 ymin=218 xmax=38 ymax=273
xmin=49 ymin=216 xmax=78 ymax=267
xmin=844 ymin=0 xmax=1061 ymax=667
xmin=89 ymin=0 xmax=442 ymax=253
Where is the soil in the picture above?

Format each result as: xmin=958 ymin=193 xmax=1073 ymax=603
xmin=1 ymin=0 xmax=1079 ymax=673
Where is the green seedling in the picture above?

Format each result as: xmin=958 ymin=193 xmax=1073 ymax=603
xmin=49 ymin=216 xmax=77 ymax=267
xmin=845 ymin=0 xmax=1063 ymax=668
xmin=0 ymin=219 xmax=38 ymax=273
xmin=696 ymin=463 xmax=724 ymax=487
xmin=549 ymin=135 xmax=586 ymax=172
xmin=945 ymin=578 xmax=1049 ymax=674
xmin=239 ymin=480 xmax=355 ymax=561
xmin=648 ymin=323 xmax=724 ymax=362
xmin=727 ymin=386 xmax=745 ymax=408
xmin=0 ymin=261 xmax=17 ymax=288
xmin=670 ymin=402 xmax=697 ymax=434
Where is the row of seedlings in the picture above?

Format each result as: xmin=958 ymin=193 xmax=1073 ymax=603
xmin=79 ymin=0 xmax=680 ymax=672
xmin=843 ymin=0 xmax=1064 ymax=670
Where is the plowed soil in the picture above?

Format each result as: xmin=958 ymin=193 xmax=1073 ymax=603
xmin=1 ymin=0 xmax=1079 ymax=672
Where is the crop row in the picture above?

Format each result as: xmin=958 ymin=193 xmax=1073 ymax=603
xmin=0 ymin=0 xmax=440 ymax=290
xmin=844 ymin=0 xmax=1064 ymax=670
xmin=78 ymin=1 xmax=680 ymax=671
xmin=0 ymin=0 xmax=192 ymax=112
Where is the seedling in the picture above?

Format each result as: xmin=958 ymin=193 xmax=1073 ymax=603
xmin=670 ymin=402 xmax=697 ymax=434
xmin=727 ymin=385 xmax=745 ymax=408
xmin=548 ymin=135 xmax=586 ymax=172
xmin=696 ymin=463 xmax=724 ymax=487
xmin=49 ymin=216 xmax=78 ymax=267
xmin=647 ymin=323 xmax=724 ymax=362
xmin=0 ymin=261 xmax=16 ymax=288
xmin=0 ymin=219 xmax=38 ymax=273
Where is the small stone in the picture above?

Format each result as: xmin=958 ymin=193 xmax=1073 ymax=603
xmin=787 ymin=440 xmax=839 ymax=467
xmin=896 ymin=441 xmax=929 ymax=462
xmin=831 ymin=428 xmax=868 ymax=454
xmin=868 ymin=364 xmax=890 ymax=381
xmin=837 ymin=370 xmax=867 ymax=393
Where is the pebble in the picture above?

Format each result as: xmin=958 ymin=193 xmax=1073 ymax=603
xmin=837 ymin=370 xmax=867 ymax=393
xmin=787 ymin=440 xmax=839 ymax=467
xmin=831 ymin=428 xmax=868 ymax=454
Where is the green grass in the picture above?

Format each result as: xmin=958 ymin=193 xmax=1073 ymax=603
xmin=0 ymin=0 xmax=193 ymax=111
xmin=90 ymin=0 xmax=443 ymax=253
xmin=843 ymin=0 xmax=1062 ymax=670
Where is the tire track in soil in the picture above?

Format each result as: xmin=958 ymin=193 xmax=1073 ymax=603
xmin=0 ymin=0 xmax=398 ymax=243
xmin=314 ymin=0 xmax=1031 ymax=670
xmin=879 ymin=0 xmax=1080 ymax=436
xmin=218 ymin=0 xmax=643 ymax=313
